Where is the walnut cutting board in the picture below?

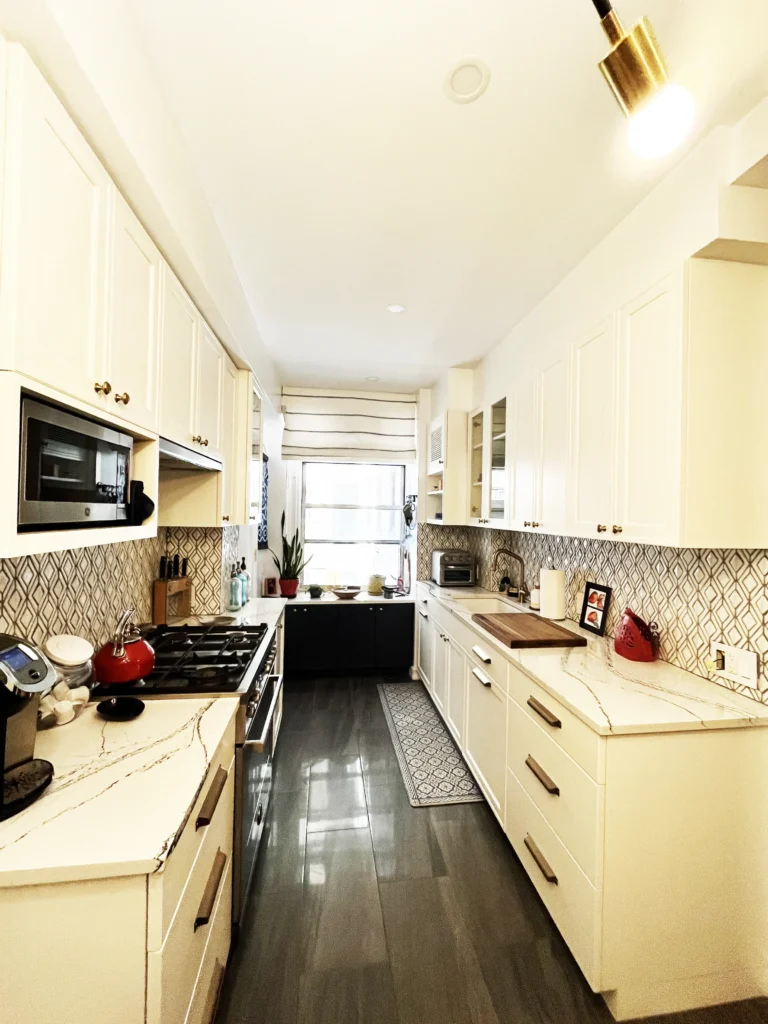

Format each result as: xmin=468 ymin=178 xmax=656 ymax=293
xmin=471 ymin=613 xmax=587 ymax=649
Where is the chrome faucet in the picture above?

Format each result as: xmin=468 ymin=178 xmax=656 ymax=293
xmin=491 ymin=548 xmax=527 ymax=604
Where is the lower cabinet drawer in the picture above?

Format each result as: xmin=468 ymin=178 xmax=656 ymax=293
xmin=505 ymin=768 xmax=601 ymax=990
xmin=507 ymin=662 xmax=604 ymax=782
xmin=185 ymin=858 xmax=232 ymax=1024
xmin=507 ymin=695 xmax=603 ymax=884
xmin=147 ymin=766 xmax=235 ymax=1024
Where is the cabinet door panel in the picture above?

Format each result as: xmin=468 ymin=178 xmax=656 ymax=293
xmin=511 ymin=368 xmax=537 ymax=528
xmin=616 ymin=275 xmax=683 ymax=544
xmin=160 ymin=266 xmax=198 ymax=446
xmin=9 ymin=50 xmax=109 ymax=405
xmin=197 ymin=321 xmax=224 ymax=458
xmin=417 ymin=610 xmax=433 ymax=690
xmin=570 ymin=319 xmax=616 ymax=538
xmin=284 ymin=606 xmax=341 ymax=674
xmin=538 ymin=350 xmax=568 ymax=534
xmin=465 ymin=670 xmax=506 ymax=817
xmin=445 ymin=636 xmax=466 ymax=745
xmin=221 ymin=356 xmax=238 ymax=524
xmin=374 ymin=604 xmax=415 ymax=669
xmin=432 ymin=625 xmax=447 ymax=712
xmin=107 ymin=193 xmax=160 ymax=430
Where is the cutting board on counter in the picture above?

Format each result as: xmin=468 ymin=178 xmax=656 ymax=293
xmin=471 ymin=613 xmax=587 ymax=649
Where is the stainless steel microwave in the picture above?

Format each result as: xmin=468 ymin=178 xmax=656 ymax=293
xmin=18 ymin=396 xmax=132 ymax=530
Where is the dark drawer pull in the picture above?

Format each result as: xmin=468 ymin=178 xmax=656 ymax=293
xmin=196 ymin=766 xmax=228 ymax=830
xmin=202 ymin=958 xmax=226 ymax=1023
xmin=527 ymin=696 xmax=562 ymax=728
xmin=195 ymin=848 xmax=227 ymax=930
xmin=524 ymin=834 xmax=558 ymax=884
xmin=525 ymin=755 xmax=560 ymax=795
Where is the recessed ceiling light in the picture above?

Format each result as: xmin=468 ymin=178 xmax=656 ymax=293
xmin=444 ymin=58 xmax=491 ymax=105
xmin=386 ymin=304 xmax=406 ymax=313
xmin=365 ymin=376 xmax=381 ymax=382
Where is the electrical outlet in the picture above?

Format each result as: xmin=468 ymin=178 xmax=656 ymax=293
xmin=708 ymin=641 xmax=760 ymax=691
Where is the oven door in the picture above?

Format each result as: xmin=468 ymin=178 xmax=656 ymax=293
xmin=19 ymin=398 xmax=132 ymax=529
xmin=236 ymin=673 xmax=283 ymax=923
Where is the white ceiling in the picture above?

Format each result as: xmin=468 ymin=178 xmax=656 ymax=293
xmin=127 ymin=0 xmax=768 ymax=392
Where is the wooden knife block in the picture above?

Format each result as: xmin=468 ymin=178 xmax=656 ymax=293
xmin=153 ymin=577 xmax=193 ymax=625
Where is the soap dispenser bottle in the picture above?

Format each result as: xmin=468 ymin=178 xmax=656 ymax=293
xmin=238 ymin=558 xmax=251 ymax=604
xmin=227 ymin=563 xmax=242 ymax=611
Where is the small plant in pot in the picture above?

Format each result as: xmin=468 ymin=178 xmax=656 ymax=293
xmin=270 ymin=512 xmax=311 ymax=598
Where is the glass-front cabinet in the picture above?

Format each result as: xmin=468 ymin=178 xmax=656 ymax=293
xmin=489 ymin=398 xmax=508 ymax=523
xmin=468 ymin=410 xmax=485 ymax=524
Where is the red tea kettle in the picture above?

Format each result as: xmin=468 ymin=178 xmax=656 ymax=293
xmin=94 ymin=608 xmax=155 ymax=684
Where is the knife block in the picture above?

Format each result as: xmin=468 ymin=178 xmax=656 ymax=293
xmin=152 ymin=577 xmax=193 ymax=625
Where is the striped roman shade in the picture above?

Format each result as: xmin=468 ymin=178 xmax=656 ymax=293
xmin=281 ymin=387 xmax=416 ymax=462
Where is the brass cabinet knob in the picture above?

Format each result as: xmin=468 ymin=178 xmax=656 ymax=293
xmin=249 ymin=515 xmax=256 ymax=521
xmin=531 ymin=522 xmax=540 ymax=528
xmin=202 ymin=438 xmax=209 ymax=447
xmin=222 ymin=516 xmax=230 ymax=521
xmin=524 ymin=521 xmax=531 ymax=527
xmin=192 ymin=435 xmax=203 ymax=444
xmin=114 ymin=392 xmax=130 ymax=405
xmin=94 ymin=381 xmax=112 ymax=395
xmin=612 ymin=525 xmax=623 ymax=534
xmin=597 ymin=524 xmax=607 ymax=533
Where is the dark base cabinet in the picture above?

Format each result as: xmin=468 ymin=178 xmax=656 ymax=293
xmin=284 ymin=602 xmax=415 ymax=675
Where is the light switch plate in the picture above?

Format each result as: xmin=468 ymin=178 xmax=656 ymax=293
xmin=709 ymin=641 xmax=761 ymax=691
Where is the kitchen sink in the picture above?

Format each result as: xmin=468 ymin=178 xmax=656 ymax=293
xmin=450 ymin=597 xmax=521 ymax=615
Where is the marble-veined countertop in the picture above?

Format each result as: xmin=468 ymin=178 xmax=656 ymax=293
xmin=0 ymin=698 xmax=238 ymax=888
xmin=417 ymin=582 xmax=768 ymax=735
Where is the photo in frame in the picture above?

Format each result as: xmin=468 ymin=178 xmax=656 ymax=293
xmin=263 ymin=576 xmax=278 ymax=597
xmin=579 ymin=582 xmax=612 ymax=636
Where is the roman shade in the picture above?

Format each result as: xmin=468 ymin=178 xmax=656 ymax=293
xmin=281 ymin=387 xmax=416 ymax=463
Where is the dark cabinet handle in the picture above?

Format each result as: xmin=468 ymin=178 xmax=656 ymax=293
xmin=524 ymin=834 xmax=558 ymax=884
xmin=195 ymin=848 xmax=227 ymax=929
xmin=256 ymin=801 xmax=264 ymax=826
xmin=527 ymin=696 xmax=562 ymax=728
xmin=196 ymin=766 xmax=228 ymax=830
xmin=525 ymin=755 xmax=559 ymax=795
xmin=203 ymin=959 xmax=226 ymax=1023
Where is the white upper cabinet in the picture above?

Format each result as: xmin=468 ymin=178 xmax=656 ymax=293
xmin=196 ymin=321 xmax=224 ymax=459
xmin=467 ymin=408 xmax=487 ymax=525
xmin=104 ymin=192 xmax=161 ymax=431
xmin=615 ymin=274 xmax=683 ymax=544
xmin=159 ymin=264 xmax=198 ymax=446
xmin=569 ymin=318 xmax=617 ymax=539
xmin=1 ymin=46 xmax=110 ymax=406
xmin=537 ymin=346 xmax=569 ymax=536
xmin=510 ymin=364 xmax=537 ymax=530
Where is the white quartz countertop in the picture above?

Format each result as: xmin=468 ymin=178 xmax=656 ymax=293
xmin=418 ymin=582 xmax=768 ymax=736
xmin=289 ymin=591 xmax=414 ymax=605
xmin=0 ymin=698 xmax=238 ymax=888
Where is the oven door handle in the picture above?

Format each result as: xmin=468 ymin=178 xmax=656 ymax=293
xmin=243 ymin=675 xmax=283 ymax=752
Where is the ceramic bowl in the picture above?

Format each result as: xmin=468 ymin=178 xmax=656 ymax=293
xmin=332 ymin=587 xmax=362 ymax=601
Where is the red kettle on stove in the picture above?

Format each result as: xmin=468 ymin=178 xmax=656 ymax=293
xmin=94 ymin=608 xmax=155 ymax=684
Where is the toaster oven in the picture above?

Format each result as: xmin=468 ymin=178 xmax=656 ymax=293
xmin=431 ymin=550 xmax=476 ymax=587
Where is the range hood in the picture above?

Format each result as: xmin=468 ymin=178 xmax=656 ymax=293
xmin=158 ymin=437 xmax=222 ymax=472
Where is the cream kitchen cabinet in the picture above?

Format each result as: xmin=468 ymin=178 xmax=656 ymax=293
xmin=536 ymin=343 xmax=569 ymax=536
xmin=445 ymin=633 xmax=467 ymax=746
xmin=467 ymin=397 xmax=511 ymax=528
xmin=509 ymin=362 xmax=538 ymax=530
xmin=0 ymin=44 xmax=110 ymax=408
xmin=423 ymin=411 xmax=468 ymax=525
xmin=416 ymin=603 xmax=434 ymax=691
xmin=432 ymin=625 xmax=448 ymax=713
xmin=196 ymin=320 xmax=224 ymax=460
xmin=464 ymin=663 xmax=506 ymax=820
xmin=103 ymin=191 xmax=162 ymax=431
xmin=159 ymin=264 xmax=199 ymax=447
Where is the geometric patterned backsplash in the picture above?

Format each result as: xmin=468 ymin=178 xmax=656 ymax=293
xmin=417 ymin=522 xmax=768 ymax=704
xmin=0 ymin=525 xmax=237 ymax=652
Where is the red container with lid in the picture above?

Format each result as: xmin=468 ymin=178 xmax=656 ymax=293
xmin=613 ymin=608 xmax=660 ymax=662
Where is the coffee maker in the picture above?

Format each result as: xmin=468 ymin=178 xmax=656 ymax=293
xmin=0 ymin=634 xmax=57 ymax=821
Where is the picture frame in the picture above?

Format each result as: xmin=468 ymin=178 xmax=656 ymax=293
xmin=263 ymin=576 xmax=278 ymax=597
xmin=579 ymin=582 xmax=612 ymax=636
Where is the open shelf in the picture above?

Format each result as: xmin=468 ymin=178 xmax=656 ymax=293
xmin=426 ymin=518 xmax=446 ymax=525
xmin=492 ymin=431 xmax=506 ymax=441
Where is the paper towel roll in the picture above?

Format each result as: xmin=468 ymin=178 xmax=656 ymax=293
xmin=539 ymin=569 xmax=566 ymax=620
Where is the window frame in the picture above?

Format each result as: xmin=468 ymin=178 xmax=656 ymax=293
xmin=300 ymin=461 xmax=406 ymax=583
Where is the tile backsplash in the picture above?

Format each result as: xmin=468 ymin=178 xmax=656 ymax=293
xmin=417 ymin=523 xmax=768 ymax=704
xmin=0 ymin=526 xmax=237 ymax=651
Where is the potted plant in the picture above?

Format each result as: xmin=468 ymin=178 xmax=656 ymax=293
xmin=269 ymin=512 xmax=311 ymax=598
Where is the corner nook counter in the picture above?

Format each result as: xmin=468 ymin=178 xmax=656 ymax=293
xmin=414 ymin=580 xmax=768 ymax=1021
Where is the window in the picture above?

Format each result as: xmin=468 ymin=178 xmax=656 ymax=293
xmin=301 ymin=463 xmax=405 ymax=586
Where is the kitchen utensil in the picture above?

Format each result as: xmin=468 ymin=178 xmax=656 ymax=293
xmin=539 ymin=569 xmax=566 ymax=620
xmin=172 ymin=554 xmax=181 ymax=578
xmin=614 ymin=608 xmax=660 ymax=662
xmin=332 ymin=587 xmax=361 ymax=600
xmin=470 ymin=613 xmax=586 ymax=649
xmin=382 ymin=585 xmax=397 ymax=599
xmin=93 ymin=609 xmax=155 ymax=685
xmin=159 ymin=556 xmax=167 ymax=580
xmin=181 ymin=557 xmax=188 ymax=577
xmin=127 ymin=479 xmax=155 ymax=526
xmin=0 ymin=633 xmax=57 ymax=820
xmin=152 ymin=576 xmax=193 ymax=625
xmin=368 ymin=574 xmax=385 ymax=596
xmin=96 ymin=696 xmax=145 ymax=722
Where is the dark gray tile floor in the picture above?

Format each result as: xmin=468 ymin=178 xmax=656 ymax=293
xmin=216 ymin=676 xmax=768 ymax=1024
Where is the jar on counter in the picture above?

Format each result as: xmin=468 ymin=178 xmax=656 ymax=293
xmin=39 ymin=634 xmax=95 ymax=727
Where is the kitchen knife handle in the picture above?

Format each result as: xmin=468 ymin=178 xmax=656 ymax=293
xmin=181 ymin=558 xmax=188 ymax=577
xmin=195 ymin=849 xmax=227 ymax=930
xmin=196 ymin=766 xmax=228 ymax=830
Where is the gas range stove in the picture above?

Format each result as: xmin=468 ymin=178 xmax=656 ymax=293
xmin=91 ymin=623 xmax=271 ymax=698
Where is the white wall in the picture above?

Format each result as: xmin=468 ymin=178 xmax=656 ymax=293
xmin=0 ymin=0 xmax=279 ymax=395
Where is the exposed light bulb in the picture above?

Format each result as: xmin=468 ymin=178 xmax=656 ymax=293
xmin=627 ymin=83 xmax=694 ymax=159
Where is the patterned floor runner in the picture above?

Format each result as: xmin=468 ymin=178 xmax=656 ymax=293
xmin=377 ymin=682 xmax=484 ymax=807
